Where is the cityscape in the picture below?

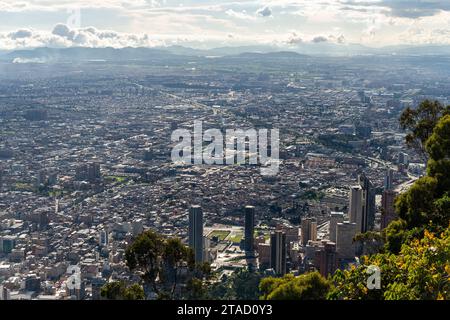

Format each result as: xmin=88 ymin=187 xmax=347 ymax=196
xmin=0 ymin=0 xmax=449 ymax=304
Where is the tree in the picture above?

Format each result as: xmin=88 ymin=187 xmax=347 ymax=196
xmin=185 ymin=278 xmax=208 ymax=300
xmin=162 ymin=237 xmax=194 ymax=296
xmin=395 ymin=114 xmax=450 ymax=233
xmin=124 ymin=230 xmax=206 ymax=299
xmin=426 ymin=115 xmax=450 ymax=195
xmin=383 ymin=219 xmax=410 ymax=254
xmin=101 ymin=281 xmax=145 ymax=300
xmin=353 ymin=231 xmax=384 ymax=255
xmin=232 ymin=269 xmax=262 ymax=300
xmin=125 ymin=230 xmax=165 ymax=295
xmin=399 ymin=100 xmax=449 ymax=157
xmin=395 ymin=176 xmax=438 ymax=229
xmin=206 ymin=268 xmax=262 ymax=300
xmin=259 ymin=272 xmax=331 ymax=300
xmin=329 ymin=227 xmax=450 ymax=300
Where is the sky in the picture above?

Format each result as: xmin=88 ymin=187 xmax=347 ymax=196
xmin=1 ymin=0 xmax=450 ymax=50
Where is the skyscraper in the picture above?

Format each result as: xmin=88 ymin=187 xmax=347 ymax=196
xmin=189 ymin=205 xmax=204 ymax=263
xmin=349 ymin=185 xmax=363 ymax=233
xmin=99 ymin=230 xmax=108 ymax=247
xmin=384 ymin=168 xmax=394 ymax=191
xmin=329 ymin=212 xmax=344 ymax=243
xmin=270 ymin=230 xmax=286 ymax=275
xmin=244 ymin=206 xmax=255 ymax=254
xmin=381 ymin=189 xmax=398 ymax=229
xmin=398 ymin=152 xmax=409 ymax=165
xmin=0 ymin=168 xmax=4 ymax=192
xmin=315 ymin=241 xmax=337 ymax=277
xmin=358 ymin=173 xmax=376 ymax=233
xmin=301 ymin=217 xmax=317 ymax=245
xmin=336 ymin=222 xmax=357 ymax=262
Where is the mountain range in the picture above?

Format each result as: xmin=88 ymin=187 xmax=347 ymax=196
xmin=1 ymin=43 xmax=450 ymax=63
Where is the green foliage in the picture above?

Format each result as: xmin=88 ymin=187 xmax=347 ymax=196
xmin=395 ymin=176 xmax=438 ymax=228
xmin=101 ymin=281 xmax=145 ymax=300
xmin=399 ymin=100 xmax=449 ymax=156
xmin=426 ymin=115 xmax=450 ymax=194
xmin=185 ymin=278 xmax=207 ymax=300
xmin=354 ymin=231 xmax=385 ymax=255
xmin=124 ymin=230 xmax=208 ymax=299
xmin=394 ymin=114 xmax=450 ymax=233
xmin=125 ymin=230 xmax=164 ymax=291
xmin=383 ymin=219 xmax=410 ymax=254
xmin=231 ymin=269 xmax=262 ymax=300
xmin=330 ymin=227 xmax=450 ymax=300
xmin=207 ymin=268 xmax=262 ymax=300
xmin=259 ymin=272 xmax=331 ymax=300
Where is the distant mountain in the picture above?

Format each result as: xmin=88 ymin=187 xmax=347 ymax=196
xmin=3 ymin=46 xmax=182 ymax=63
xmin=284 ymin=42 xmax=376 ymax=56
xmin=387 ymin=45 xmax=450 ymax=56
xmin=3 ymin=44 xmax=450 ymax=64
xmin=236 ymin=51 xmax=307 ymax=58
xmin=162 ymin=44 xmax=279 ymax=57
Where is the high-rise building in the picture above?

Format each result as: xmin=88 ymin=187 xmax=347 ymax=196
xmin=270 ymin=230 xmax=286 ymax=275
xmin=244 ymin=206 xmax=255 ymax=254
xmin=99 ymin=230 xmax=108 ymax=247
xmin=276 ymin=225 xmax=299 ymax=244
xmin=91 ymin=277 xmax=106 ymax=300
xmin=398 ymin=152 xmax=409 ymax=165
xmin=381 ymin=190 xmax=398 ymax=229
xmin=301 ymin=217 xmax=317 ymax=245
xmin=336 ymin=222 xmax=356 ymax=261
xmin=257 ymin=242 xmax=271 ymax=269
xmin=384 ymin=168 xmax=394 ymax=191
xmin=314 ymin=241 xmax=337 ymax=277
xmin=0 ymin=236 xmax=16 ymax=254
xmin=349 ymin=185 xmax=363 ymax=233
xmin=24 ymin=109 xmax=48 ymax=121
xmin=358 ymin=173 xmax=376 ymax=233
xmin=0 ymin=168 xmax=4 ymax=192
xmin=132 ymin=219 xmax=144 ymax=236
xmin=1 ymin=286 xmax=11 ymax=300
xmin=75 ymin=162 xmax=101 ymax=182
xmin=329 ymin=212 xmax=344 ymax=243
xmin=189 ymin=205 xmax=204 ymax=263
xmin=87 ymin=163 xmax=101 ymax=182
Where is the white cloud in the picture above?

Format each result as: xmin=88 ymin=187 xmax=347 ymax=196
xmin=0 ymin=24 xmax=165 ymax=50
xmin=225 ymin=9 xmax=256 ymax=20
xmin=0 ymin=1 xmax=450 ymax=48
xmin=256 ymin=6 xmax=272 ymax=17
xmin=8 ymin=29 xmax=33 ymax=39
xmin=312 ymin=35 xmax=328 ymax=43
xmin=287 ymin=32 xmax=303 ymax=45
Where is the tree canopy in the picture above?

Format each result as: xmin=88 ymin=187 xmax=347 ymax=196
xmin=259 ymin=272 xmax=331 ymax=300
xmin=122 ymin=230 xmax=208 ymax=299
xmin=399 ymin=100 xmax=449 ymax=157
xmin=101 ymin=281 xmax=145 ymax=300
